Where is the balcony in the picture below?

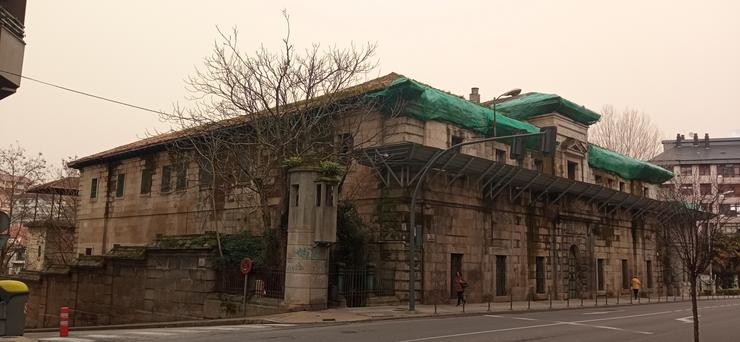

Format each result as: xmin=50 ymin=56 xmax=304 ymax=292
xmin=0 ymin=5 xmax=25 ymax=100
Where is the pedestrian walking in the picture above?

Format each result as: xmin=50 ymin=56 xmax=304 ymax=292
xmin=455 ymin=271 xmax=467 ymax=306
xmin=631 ymin=275 xmax=641 ymax=300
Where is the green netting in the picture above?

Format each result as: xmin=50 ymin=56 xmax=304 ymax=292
xmin=366 ymin=78 xmax=540 ymax=136
xmin=364 ymin=76 xmax=671 ymax=184
xmin=493 ymin=93 xmax=601 ymax=125
xmin=587 ymin=144 xmax=673 ymax=184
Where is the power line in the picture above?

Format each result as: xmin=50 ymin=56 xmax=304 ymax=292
xmin=0 ymin=68 xmax=168 ymax=116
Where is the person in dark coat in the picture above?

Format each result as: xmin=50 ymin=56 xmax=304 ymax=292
xmin=454 ymin=271 xmax=467 ymax=306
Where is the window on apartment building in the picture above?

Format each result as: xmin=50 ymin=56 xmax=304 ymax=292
xmin=719 ymin=164 xmax=738 ymax=177
xmin=199 ymin=161 xmax=213 ymax=189
xmin=621 ymin=259 xmax=629 ymax=289
xmin=597 ymin=258 xmax=605 ymax=291
xmin=699 ymin=183 xmax=712 ymax=196
xmin=115 ymin=173 xmax=126 ymax=197
xmin=535 ymin=256 xmax=545 ymax=294
xmin=90 ymin=178 xmax=98 ymax=198
xmin=680 ymin=165 xmax=692 ymax=176
xmin=176 ymin=163 xmax=187 ymax=191
xmin=680 ymin=184 xmax=693 ymax=196
xmin=315 ymin=184 xmax=322 ymax=207
xmin=646 ymin=260 xmax=653 ymax=288
xmin=85 ymin=248 xmax=92 ymax=256
xmin=567 ymin=161 xmax=578 ymax=180
xmin=720 ymin=204 xmax=739 ymax=216
xmin=496 ymin=255 xmax=507 ymax=296
xmin=495 ymin=149 xmax=506 ymax=163
xmin=140 ymin=169 xmax=153 ymax=194
xmin=533 ymin=159 xmax=543 ymax=173
xmin=619 ymin=182 xmax=626 ymax=192
xmin=699 ymin=165 xmax=710 ymax=176
xmin=161 ymin=166 xmax=172 ymax=192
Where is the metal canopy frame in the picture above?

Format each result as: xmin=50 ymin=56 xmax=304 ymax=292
xmin=356 ymin=142 xmax=668 ymax=215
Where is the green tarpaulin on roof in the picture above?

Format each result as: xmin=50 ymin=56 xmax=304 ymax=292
xmin=493 ymin=93 xmax=601 ymax=125
xmin=366 ymin=78 xmax=540 ymax=136
xmin=588 ymin=144 xmax=673 ymax=183
xmin=365 ymin=76 xmax=672 ymax=184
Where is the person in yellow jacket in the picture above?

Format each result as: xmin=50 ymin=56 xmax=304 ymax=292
xmin=631 ymin=275 xmax=642 ymax=300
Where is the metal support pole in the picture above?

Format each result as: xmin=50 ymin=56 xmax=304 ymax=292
xmin=510 ymin=289 xmax=513 ymax=310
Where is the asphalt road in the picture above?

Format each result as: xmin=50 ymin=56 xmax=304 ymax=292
xmin=31 ymin=298 xmax=740 ymax=342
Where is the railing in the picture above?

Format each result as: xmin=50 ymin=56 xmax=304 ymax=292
xmin=0 ymin=7 xmax=24 ymax=40
xmin=332 ymin=267 xmax=396 ymax=307
xmin=217 ymin=267 xmax=285 ymax=300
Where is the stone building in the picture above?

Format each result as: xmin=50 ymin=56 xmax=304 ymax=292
xmin=652 ymin=134 xmax=740 ymax=234
xmin=69 ymin=73 xmax=675 ymax=306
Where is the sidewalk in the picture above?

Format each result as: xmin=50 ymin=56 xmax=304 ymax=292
xmin=23 ymin=293 xmax=739 ymax=333
xmin=262 ymin=294 xmax=736 ymax=324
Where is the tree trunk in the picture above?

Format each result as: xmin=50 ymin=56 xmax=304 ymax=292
xmin=690 ymin=278 xmax=699 ymax=342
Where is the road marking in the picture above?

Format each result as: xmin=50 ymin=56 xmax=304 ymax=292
xmin=676 ymin=316 xmax=695 ymax=323
xmin=511 ymin=317 xmax=538 ymax=321
xmin=484 ymin=315 xmax=502 ymax=318
xmin=582 ymin=310 xmax=624 ymax=315
xmin=38 ymin=338 xmax=95 ymax=342
xmin=575 ymin=310 xmax=676 ymax=323
xmin=126 ymin=331 xmax=175 ymax=336
xmin=566 ymin=322 xmax=653 ymax=335
xmin=84 ymin=334 xmax=124 ymax=339
xmin=397 ymin=322 xmax=566 ymax=342
xmin=264 ymin=323 xmax=296 ymax=327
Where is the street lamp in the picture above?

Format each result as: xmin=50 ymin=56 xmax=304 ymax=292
xmin=405 ymin=130 xmax=554 ymax=311
xmin=491 ymin=89 xmax=522 ymax=137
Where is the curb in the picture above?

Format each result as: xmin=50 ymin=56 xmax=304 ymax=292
xmin=25 ymin=317 xmax=273 ymax=333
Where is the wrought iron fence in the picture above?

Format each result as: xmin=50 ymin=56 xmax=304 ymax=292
xmin=332 ymin=267 xmax=396 ymax=307
xmin=217 ymin=267 xmax=285 ymax=300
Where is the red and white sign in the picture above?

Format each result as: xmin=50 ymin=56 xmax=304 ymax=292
xmin=240 ymin=257 xmax=253 ymax=275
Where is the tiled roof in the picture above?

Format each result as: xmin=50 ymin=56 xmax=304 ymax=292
xmin=25 ymin=176 xmax=79 ymax=195
xmin=652 ymin=137 xmax=740 ymax=165
xmin=68 ymin=73 xmax=403 ymax=169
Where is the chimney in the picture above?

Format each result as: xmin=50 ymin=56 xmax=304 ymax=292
xmin=693 ymin=133 xmax=699 ymax=146
xmin=676 ymin=133 xmax=682 ymax=147
xmin=469 ymin=87 xmax=480 ymax=103
xmin=704 ymin=133 xmax=710 ymax=148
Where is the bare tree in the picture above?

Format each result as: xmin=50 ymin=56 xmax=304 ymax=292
xmin=0 ymin=143 xmax=48 ymax=273
xmin=589 ymin=105 xmax=662 ymax=160
xmin=158 ymin=12 xmax=393 ymax=266
xmin=657 ymin=173 xmax=732 ymax=342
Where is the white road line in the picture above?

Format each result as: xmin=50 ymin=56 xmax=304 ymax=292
xmin=484 ymin=315 xmax=502 ymax=318
xmin=566 ymin=322 xmax=653 ymax=335
xmin=126 ymin=331 xmax=175 ymax=336
xmin=676 ymin=316 xmax=695 ymax=323
xmin=39 ymin=338 xmax=95 ymax=342
xmin=84 ymin=334 xmax=125 ymax=339
xmin=264 ymin=323 xmax=296 ymax=327
xmin=575 ymin=310 xmax=676 ymax=323
xmin=511 ymin=317 xmax=538 ymax=321
xmin=582 ymin=310 xmax=624 ymax=315
xmin=397 ymin=322 xmax=566 ymax=342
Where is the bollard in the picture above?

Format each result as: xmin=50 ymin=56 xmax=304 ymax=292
xmin=567 ymin=294 xmax=570 ymax=308
xmin=580 ymin=295 xmax=584 ymax=307
xmin=60 ymin=306 xmax=69 ymax=337
xmin=673 ymin=288 xmax=676 ymax=302
xmin=549 ymin=291 xmax=552 ymax=309
xmin=527 ymin=292 xmax=531 ymax=310
xmin=617 ymin=291 xmax=620 ymax=304
xmin=510 ymin=289 xmax=513 ymax=311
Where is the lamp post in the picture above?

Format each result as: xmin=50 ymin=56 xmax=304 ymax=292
xmin=406 ymin=130 xmax=550 ymax=311
xmin=491 ymin=89 xmax=522 ymax=137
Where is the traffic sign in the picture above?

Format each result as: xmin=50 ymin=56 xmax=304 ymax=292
xmin=240 ymin=257 xmax=253 ymax=274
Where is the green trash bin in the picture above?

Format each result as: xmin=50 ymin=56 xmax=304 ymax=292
xmin=0 ymin=280 xmax=29 ymax=336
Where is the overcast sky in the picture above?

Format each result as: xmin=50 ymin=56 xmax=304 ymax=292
xmin=1 ymin=0 xmax=739 ymax=167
